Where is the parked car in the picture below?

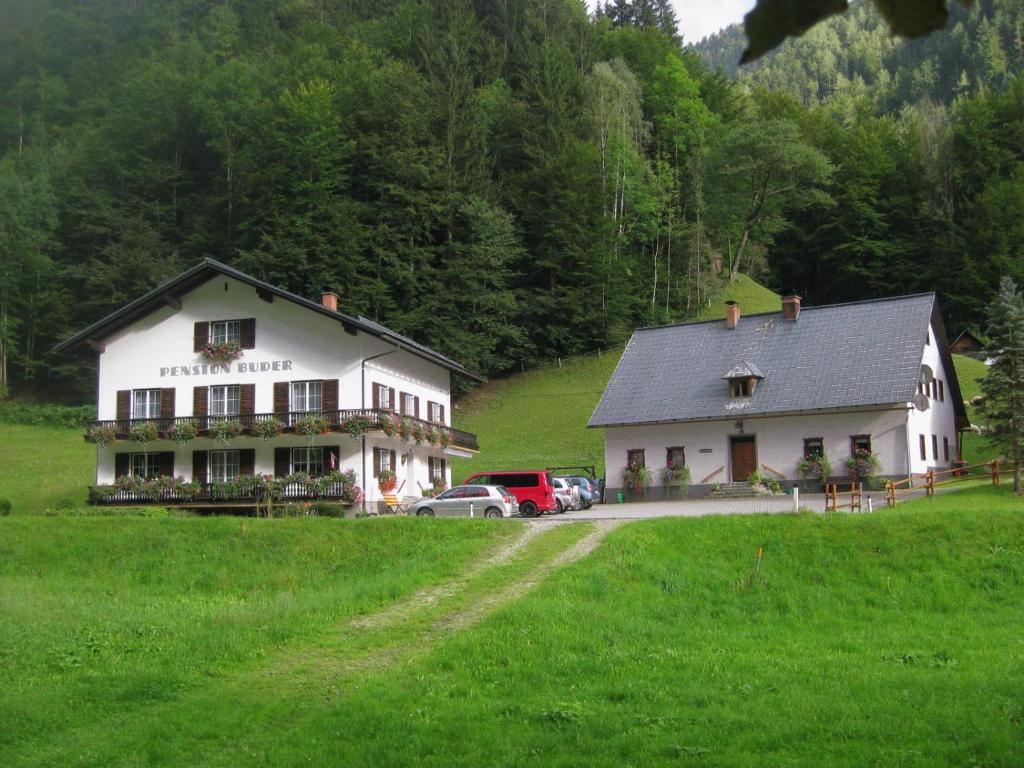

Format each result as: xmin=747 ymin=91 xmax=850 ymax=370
xmin=551 ymin=476 xmax=579 ymax=512
xmin=409 ymin=485 xmax=518 ymax=518
xmin=461 ymin=470 xmax=558 ymax=517
xmin=559 ymin=476 xmax=599 ymax=508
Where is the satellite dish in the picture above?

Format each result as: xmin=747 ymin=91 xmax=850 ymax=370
xmin=913 ymin=393 xmax=931 ymax=412
xmin=919 ymin=364 xmax=934 ymax=386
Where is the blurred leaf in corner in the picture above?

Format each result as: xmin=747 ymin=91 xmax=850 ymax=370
xmin=740 ymin=0 xmax=849 ymax=64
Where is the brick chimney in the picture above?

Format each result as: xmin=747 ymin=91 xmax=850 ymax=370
xmin=781 ymin=292 xmax=802 ymax=321
xmin=321 ymin=291 xmax=339 ymax=312
xmin=725 ymin=300 xmax=740 ymax=330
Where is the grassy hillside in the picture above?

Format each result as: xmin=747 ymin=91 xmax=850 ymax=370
xmin=452 ymin=275 xmax=781 ymax=480
xmin=3 ymin=485 xmax=1021 ymax=765
xmin=953 ymin=353 xmax=987 ymax=403
xmin=0 ymin=425 xmax=95 ymax=514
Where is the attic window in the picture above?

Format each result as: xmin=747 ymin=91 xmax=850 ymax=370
xmin=722 ymin=360 xmax=764 ymax=399
xmin=729 ymin=379 xmax=755 ymax=398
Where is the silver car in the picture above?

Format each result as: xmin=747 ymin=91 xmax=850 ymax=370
xmin=551 ymin=477 xmax=579 ymax=513
xmin=410 ymin=485 xmax=518 ymax=518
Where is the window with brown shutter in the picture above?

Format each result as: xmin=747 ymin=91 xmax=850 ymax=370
xmin=666 ymin=446 xmax=685 ymax=468
xmin=851 ymin=435 xmax=871 ymax=454
xmin=193 ymin=322 xmax=209 ymax=352
xmin=160 ymin=388 xmax=176 ymax=420
xmin=273 ymin=382 xmax=289 ymax=415
xmin=116 ymin=390 xmax=131 ymax=422
xmin=932 ymin=434 xmax=938 ymax=461
xmin=389 ymin=387 xmax=395 ymax=412
xmin=239 ymin=384 xmax=255 ymax=416
xmin=414 ymin=396 xmax=420 ymax=419
xmin=193 ymin=386 xmax=208 ymax=419
xmin=239 ymin=319 xmax=256 ymax=349
xmin=919 ymin=435 xmax=927 ymax=461
xmin=274 ymin=448 xmax=290 ymax=477
xmin=193 ymin=450 xmax=208 ymax=483
xmin=322 ymin=379 xmax=339 ymax=414
xmin=373 ymin=447 xmax=381 ymax=478
xmin=939 ymin=380 xmax=945 ymax=402
xmin=115 ymin=453 xmax=130 ymax=478
xmin=239 ymin=449 xmax=255 ymax=476
xmin=440 ymin=404 xmax=445 ymax=425
xmin=626 ymin=449 xmax=645 ymax=468
xmin=943 ymin=437 xmax=950 ymax=462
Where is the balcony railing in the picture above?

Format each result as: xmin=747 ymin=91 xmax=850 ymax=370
xmin=89 ymin=480 xmax=354 ymax=507
xmin=85 ymin=409 xmax=478 ymax=452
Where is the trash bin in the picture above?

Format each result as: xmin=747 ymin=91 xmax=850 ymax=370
xmin=616 ymin=491 xmax=625 ymax=503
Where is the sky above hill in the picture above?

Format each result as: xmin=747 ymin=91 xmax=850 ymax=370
xmin=589 ymin=0 xmax=755 ymax=43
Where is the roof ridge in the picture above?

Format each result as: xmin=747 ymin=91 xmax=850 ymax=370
xmin=634 ymin=292 xmax=936 ymax=333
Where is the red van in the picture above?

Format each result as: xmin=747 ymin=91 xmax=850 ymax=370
xmin=461 ymin=470 xmax=557 ymax=517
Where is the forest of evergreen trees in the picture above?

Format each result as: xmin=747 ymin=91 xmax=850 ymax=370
xmin=1 ymin=0 xmax=1022 ymax=398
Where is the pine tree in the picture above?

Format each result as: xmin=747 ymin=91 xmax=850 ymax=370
xmin=981 ymin=276 xmax=1024 ymax=494
xmin=653 ymin=0 xmax=679 ymax=41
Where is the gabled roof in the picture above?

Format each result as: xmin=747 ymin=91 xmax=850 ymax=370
xmin=589 ymin=293 xmax=968 ymax=428
xmin=722 ymin=360 xmax=764 ymax=380
xmin=54 ymin=259 xmax=484 ymax=382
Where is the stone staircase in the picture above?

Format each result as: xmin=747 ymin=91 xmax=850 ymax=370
xmin=708 ymin=482 xmax=764 ymax=498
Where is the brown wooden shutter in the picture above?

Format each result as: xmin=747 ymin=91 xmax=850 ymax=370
xmin=239 ymin=449 xmax=255 ymax=476
xmin=193 ymin=386 xmax=208 ymax=418
xmin=372 ymin=383 xmax=381 ymax=410
xmin=442 ymin=458 xmax=447 ymax=478
xmin=322 ymin=379 xmax=339 ymax=413
xmin=373 ymin=447 xmax=381 ymax=478
xmin=158 ymin=451 xmax=175 ymax=477
xmin=115 ymin=453 xmax=130 ymax=478
xmin=193 ymin=322 xmax=209 ymax=352
xmin=239 ymin=384 xmax=255 ymax=416
xmin=192 ymin=450 xmax=208 ymax=483
xmin=160 ymin=388 xmax=175 ymax=419
xmin=274 ymin=448 xmax=290 ymax=477
xmin=388 ymin=387 xmax=395 ymax=412
xmin=440 ymin=404 xmax=445 ymax=425
xmin=274 ymin=382 xmax=289 ymax=415
xmin=239 ymin=318 xmax=256 ymax=349
xmin=414 ymin=396 xmax=420 ymax=419
xmin=116 ymin=390 xmax=131 ymax=421
xmin=399 ymin=391 xmax=408 ymax=415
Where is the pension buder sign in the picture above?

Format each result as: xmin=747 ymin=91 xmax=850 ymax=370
xmin=160 ymin=360 xmax=294 ymax=377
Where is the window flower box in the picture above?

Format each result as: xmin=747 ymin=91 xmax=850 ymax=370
xmin=129 ymin=422 xmax=159 ymax=446
xmin=294 ymin=414 xmax=329 ymax=439
xmin=169 ymin=419 xmax=199 ymax=445
xmin=200 ymin=341 xmax=243 ymax=365
xmin=251 ymin=418 xmax=285 ymax=442
xmin=209 ymin=418 xmax=242 ymax=445
xmin=86 ymin=425 xmax=118 ymax=446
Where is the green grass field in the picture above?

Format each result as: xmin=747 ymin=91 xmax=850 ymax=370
xmin=2 ymin=486 xmax=1022 ymax=766
xmin=953 ymin=353 xmax=988 ymax=402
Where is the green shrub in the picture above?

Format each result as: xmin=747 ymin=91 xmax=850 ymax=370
xmin=0 ymin=403 xmax=96 ymax=428
xmin=0 ymin=498 xmax=11 ymax=516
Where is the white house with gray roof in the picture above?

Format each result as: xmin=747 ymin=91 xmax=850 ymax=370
xmin=589 ymin=292 xmax=969 ymax=498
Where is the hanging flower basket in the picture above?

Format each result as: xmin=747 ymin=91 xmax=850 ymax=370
xmin=200 ymin=341 xmax=243 ymax=365
xmin=378 ymin=469 xmax=397 ymax=494
xmin=398 ymin=418 xmax=413 ymax=442
xmin=251 ymin=418 xmax=285 ymax=442
xmin=86 ymin=424 xmax=118 ymax=446
xmin=380 ymin=414 xmax=400 ymax=437
xmin=294 ymin=414 xmax=329 ymax=439
xmin=169 ymin=419 xmax=199 ymax=445
xmin=410 ymin=422 xmax=425 ymax=445
xmin=129 ymin=422 xmax=159 ymax=446
xmin=209 ymin=418 xmax=242 ymax=445
xmin=340 ymin=415 xmax=374 ymax=440
xmin=426 ymin=427 xmax=441 ymax=446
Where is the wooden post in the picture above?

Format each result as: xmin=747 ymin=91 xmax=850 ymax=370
xmin=885 ymin=480 xmax=895 ymax=508
xmin=992 ymin=459 xmax=1000 ymax=485
xmin=926 ymin=469 xmax=935 ymax=497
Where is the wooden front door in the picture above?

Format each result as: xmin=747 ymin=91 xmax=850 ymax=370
xmin=730 ymin=437 xmax=757 ymax=482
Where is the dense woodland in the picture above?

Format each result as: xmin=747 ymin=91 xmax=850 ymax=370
xmin=1 ymin=0 xmax=1023 ymax=398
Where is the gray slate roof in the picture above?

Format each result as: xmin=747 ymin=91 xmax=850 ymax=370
xmin=723 ymin=360 xmax=764 ymax=379
xmin=590 ymin=293 xmax=941 ymax=427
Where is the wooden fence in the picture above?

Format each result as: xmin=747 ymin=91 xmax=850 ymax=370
xmin=825 ymin=483 xmax=863 ymax=512
xmin=884 ymin=459 xmax=1003 ymax=507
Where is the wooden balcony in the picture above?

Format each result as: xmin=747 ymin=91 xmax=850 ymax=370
xmin=85 ymin=409 xmax=478 ymax=452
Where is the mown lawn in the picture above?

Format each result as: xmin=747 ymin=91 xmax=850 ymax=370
xmin=253 ymin=485 xmax=1022 ymax=768
xmin=0 ymin=424 xmax=94 ymax=514
xmin=0 ymin=514 xmax=520 ymax=764
xmin=3 ymin=486 xmax=1021 ymax=766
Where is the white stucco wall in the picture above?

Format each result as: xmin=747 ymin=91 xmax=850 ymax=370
xmin=906 ymin=324 xmax=960 ymax=473
xmin=602 ymin=407 xmax=910 ymax=490
xmin=93 ymin=275 xmax=456 ymax=497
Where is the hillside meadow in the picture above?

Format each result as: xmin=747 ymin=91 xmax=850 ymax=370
xmin=0 ymin=486 xmax=1021 ymax=766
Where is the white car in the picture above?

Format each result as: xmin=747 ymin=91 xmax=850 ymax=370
xmin=551 ymin=477 xmax=580 ymax=513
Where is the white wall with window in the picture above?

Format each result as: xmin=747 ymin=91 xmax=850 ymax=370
xmin=907 ymin=324 xmax=959 ymax=474
xmin=133 ymin=389 xmax=162 ymax=419
xmin=210 ymin=385 xmax=240 ymax=416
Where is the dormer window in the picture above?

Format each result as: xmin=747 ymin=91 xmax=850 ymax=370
xmin=722 ymin=361 xmax=764 ymax=399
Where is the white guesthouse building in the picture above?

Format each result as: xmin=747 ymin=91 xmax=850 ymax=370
xmin=590 ymin=293 xmax=969 ymax=498
xmin=56 ymin=260 xmax=480 ymax=509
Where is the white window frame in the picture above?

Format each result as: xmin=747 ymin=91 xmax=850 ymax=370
xmin=132 ymin=389 xmax=162 ymax=419
xmin=210 ymin=320 xmax=241 ymax=345
xmin=429 ymin=456 xmax=445 ymax=483
xmin=291 ymin=381 xmax=323 ymax=413
xmin=130 ymin=453 xmax=160 ymax=478
xmin=429 ymin=401 xmax=442 ymax=423
xmin=401 ymin=392 xmax=416 ymax=417
xmin=209 ymin=385 xmax=241 ymax=417
xmin=375 ymin=383 xmax=391 ymax=410
xmin=209 ymin=450 xmax=240 ymax=483
xmin=291 ymin=447 xmax=324 ymax=476
xmin=380 ymin=448 xmax=395 ymax=473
